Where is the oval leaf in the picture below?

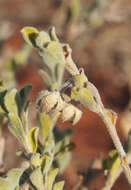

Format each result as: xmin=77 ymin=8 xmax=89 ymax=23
xmin=8 ymin=113 xmax=32 ymax=153
xmin=30 ymin=167 xmax=44 ymax=190
xmin=19 ymin=84 xmax=32 ymax=112
xmin=47 ymin=41 xmax=65 ymax=66
xmin=4 ymin=89 xmax=19 ymax=115
xmin=47 ymin=168 xmax=59 ymax=190
xmin=0 ymin=168 xmax=24 ymax=190
xmin=38 ymin=113 xmax=51 ymax=143
xmin=39 ymin=69 xmax=52 ymax=89
xmin=35 ymin=31 xmax=51 ymax=49
xmin=29 ymin=127 xmax=39 ymax=153
xmin=21 ymin=27 xmax=39 ymax=47
xmin=53 ymin=181 xmax=65 ymax=190
xmin=48 ymin=27 xmax=59 ymax=42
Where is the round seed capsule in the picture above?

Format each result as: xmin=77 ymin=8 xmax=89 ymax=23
xmin=60 ymin=104 xmax=82 ymax=125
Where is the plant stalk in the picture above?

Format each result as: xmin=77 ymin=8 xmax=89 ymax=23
xmin=102 ymin=153 xmax=131 ymax=190
xmin=99 ymin=109 xmax=131 ymax=186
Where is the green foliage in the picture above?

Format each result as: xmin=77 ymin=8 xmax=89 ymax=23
xmin=0 ymin=168 xmax=24 ymax=190
xmin=0 ymin=28 xmax=72 ymax=188
xmin=1 ymin=24 xmax=129 ymax=190
xmin=19 ymin=84 xmax=32 ymax=113
xmin=2 ymin=85 xmax=33 ymax=153
xmin=4 ymin=89 xmax=19 ymax=115
xmin=46 ymin=168 xmax=59 ymax=190
xmin=21 ymin=27 xmax=39 ymax=47
xmin=38 ymin=112 xmax=51 ymax=143
xmin=53 ymin=181 xmax=65 ymax=190
xmin=103 ymin=150 xmax=120 ymax=177
xmin=0 ymin=80 xmax=69 ymax=189
xmin=21 ymin=26 xmax=65 ymax=90
xmin=30 ymin=167 xmax=44 ymax=190
xmin=102 ymin=131 xmax=131 ymax=189
xmin=29 ymin=127 xmax=39 ymax=153
xmin=8 ymin=112 xmax=30 ymax=152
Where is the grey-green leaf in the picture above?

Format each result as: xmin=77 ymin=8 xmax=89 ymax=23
xmin=19 ymin=84 xmax=32 ymax=113
xmin=29 ymin=127 xmax=39 ymax=153
xmin=40 ymin=41 xmax=65 ymax=86
xmin=46 ymin=41 xmax=65 ymax=66
xmin=53 ymin=181 xmax=65 ymax=190
xmin=4 ymin=89 xmax=19 ymax=115
xmin=47 ymin=168 xmax=59 ymax=190
xmin=48 ymin=27 xmax=59 ymax=42
xmin=8 ymin=113 xmax=32 ymax=153
xmin=30 ymin=167 xmax=44 ymax=190
xmin=21 ymin=27 xmax=39 ymax=47
xmin=40 ymin=155 xmax=52 ymax=174
xmin=39 ymin=69 xmax=52 ymax=89
xmin=0 ymin=178 xmax=8 ymax=190
xmin=7 ymin=168 xmax=24 ymax=189
xmin=35 ymin=31 xmax=51 ymax=49
xmin=44 ymin=133 xmax=55 ymax=155
xmin=0 ymin=168 xmax=24 ymax=190
xmin=38 ymin=112 xmax=51 ymax=143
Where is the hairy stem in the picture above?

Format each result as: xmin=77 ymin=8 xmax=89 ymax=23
xmin=99 ymin=109 xmax=131 ymax=186
xmin=102 ymin=153 xmax=131 ymax=190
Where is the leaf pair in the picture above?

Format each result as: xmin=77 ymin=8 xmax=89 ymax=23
xmin=2 ymin=85 xmax=39 ymax=153
xmin=21 ymin=27 xmax=65 ymax=90
xmin=30 ymin=167 xmax=64 ymax=190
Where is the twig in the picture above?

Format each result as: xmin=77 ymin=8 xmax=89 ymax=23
xmin=52 ymin=30 xmax=131 ymax=188
xmin=99 ymin=109 xmax=131 ymax=186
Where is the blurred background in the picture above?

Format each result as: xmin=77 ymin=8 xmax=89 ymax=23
xmin=1 ymin=0 xmax=131 ymax=189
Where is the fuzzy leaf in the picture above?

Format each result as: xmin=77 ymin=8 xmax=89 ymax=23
xmin=0 ymin=168 xmax=24 ymax=190
xmin=7 ymin=169 xmax=24 ymax=189
xmin=56 ymin=152 xmax=71 ymax=174
xmin=44 ymin=133 xmax=55 ymax=155
xmin=29 ymin=127 xmax=39 ymax=153
xmin=103 ymin=150 xmax=119 ymax=173
xmin=39 ymin=69 xmax=52 ymax=89
xmin=31 ymin=153 xmax=40 ymax=168
xmin=102 ymin=150 xmax=122 ymax=190
xmin=38 ymin=113 xmax=51 ymax=142
xmin=35 ymin=31 xmax=51 ymax=49
xmin=40 ymin=155 xmax=52 ymax=174
xmin=21 ymin=27 xmax=39 ymax=47
xmin=0 ymin=89 xmax=7 ymax=114
xmin=40 ymin=41 xmax=65 ymax=86
xmin=30 ymin=167 xmax=44 ymax=190
xmin=4 ymin=89 xmax=19 ymax=115
xmin=23 ymin=104 xmax=29 ymax=135
xmin=47 ymin=168 xmax=59 ymax=190
xmin=19 ymin=84 xmax=32 ymax=113
xmin=8 ymin=113 xmax=31 ymax=152
xmin=0 ymin=178 xmax=8 ymax=190
xmin=48 ymin=27 xmax=59 ymax=42
xmin=46 ymin=41 xmax=65 ymax=66
xmin=53 ymin=181 xmax=65 ymax=190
